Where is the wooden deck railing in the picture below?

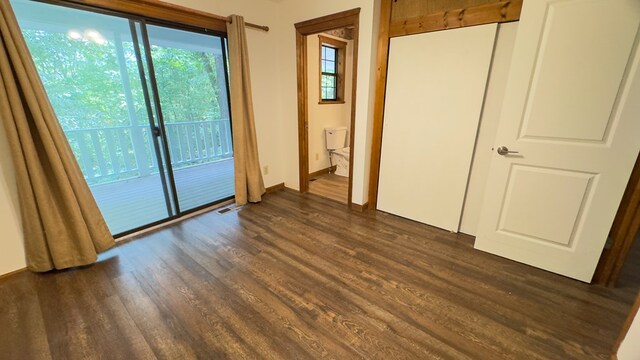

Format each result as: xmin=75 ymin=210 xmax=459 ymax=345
xmin=64 ymin=119 xmax=233 ymax=185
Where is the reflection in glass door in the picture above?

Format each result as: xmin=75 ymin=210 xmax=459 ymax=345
xmin=12 ymin=0 xmax=234 ymax=235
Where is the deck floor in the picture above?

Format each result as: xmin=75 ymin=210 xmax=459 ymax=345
xmin=91 ymin=159 xmax=234 ymax=234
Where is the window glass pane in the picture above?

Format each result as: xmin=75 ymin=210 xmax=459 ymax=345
xmin=327 ymin=87 xmax=336 ymax=100
xmin=145 ymin=25 xmax=234 ymax=212
xmin=321 ymin=44 xmax=339 ymax=101
xmin=325 ymin=60 xmax=335 ymax=73
xmin=325 ymin=47 xmax=336 ymax=62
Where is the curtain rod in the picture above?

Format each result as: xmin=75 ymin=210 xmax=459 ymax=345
xmin=205 ymin=11 xmax=269 ymax=32
xmin=226 ymin=18 xmax=269 ymax=32
xmin=157 ymin=0 xmax=270 ymax=32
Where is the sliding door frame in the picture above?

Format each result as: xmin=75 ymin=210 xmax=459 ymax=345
xmin=24 ymin=0 xmax=236 ymax=237
xmin=137 ymin=20 xmax=183 ymax=214
xmin=119 ymin=20 xmax=235 ymax=237
xmin=128 ymin=20 xmax=174 ymax=217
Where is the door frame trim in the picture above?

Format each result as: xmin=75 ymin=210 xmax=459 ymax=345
xmin=294 ymin=8 xmax=360 ymax=207
xmin=593 ymin=153 xmax=640 ymax=286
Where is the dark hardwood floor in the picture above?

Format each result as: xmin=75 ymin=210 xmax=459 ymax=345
xmin=1 ymin=189 xmax=638 ymax=359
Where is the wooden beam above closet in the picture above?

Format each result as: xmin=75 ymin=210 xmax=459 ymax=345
xmin=389 ymin=0 xmax=523 ymax=37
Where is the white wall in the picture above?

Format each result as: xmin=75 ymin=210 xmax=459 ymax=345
xmin=0 ymin=123 xmax=26 ymax=275
xmin=619 ymin=308 xmax=640 ymax=360
xmin=307 ymin=33 xmax=353 ymax=174
xmin=460 ymin=22 xmax=519 ymax=236
xmin=163 ymin=0 xmax=285 ymax=188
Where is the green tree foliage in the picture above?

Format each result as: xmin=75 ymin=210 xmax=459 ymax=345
xmin=150 ymin=46 xmax=222 ymax=123
xmin=23 ymin=30 xmax=130 ymax=130
xmin=22 ymin=29 xmax=224 ymax=131
xmin=21 ymin=28 xmax=229 ymax=185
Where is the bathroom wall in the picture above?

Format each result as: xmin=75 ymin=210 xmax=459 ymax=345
xmin=307 ymin=33 xmax=354 ymax=174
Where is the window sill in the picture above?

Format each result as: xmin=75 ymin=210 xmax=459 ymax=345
xmin=318 ymin=100 xmax=346 ymax=105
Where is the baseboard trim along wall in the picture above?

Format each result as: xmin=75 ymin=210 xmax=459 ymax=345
xmin=266 ymin=182 xmax=286 ymax=193
xmin=309 ymin=166 xmax=337 ymax=178
xmin=351 ymin=202 xmax=368 ymax=212
xmin=0 ymin=267 xmax=27 ymax=280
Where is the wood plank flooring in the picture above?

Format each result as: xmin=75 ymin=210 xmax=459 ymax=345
xmin=308 ymin=173 xmax=349 ymax=204
xmin=0 ymin=189 xmax=638 ymax=359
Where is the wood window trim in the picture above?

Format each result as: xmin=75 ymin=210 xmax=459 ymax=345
xmin=50 ymin=0 xmax=227 ymax=32
xmin=48 ymin=0 xmax=269 ymax=33
xmin=318 ymin=35 xmax=347 ymax=104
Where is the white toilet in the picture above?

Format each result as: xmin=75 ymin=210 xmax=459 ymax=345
xmin=325 ymin=126 xmax=350 ymax=177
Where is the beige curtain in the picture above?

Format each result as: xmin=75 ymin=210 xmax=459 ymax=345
xmin=0 ymin=2 xmax=114 ymax=272
xmin=227 ymin=15 xmax=266 ymax=205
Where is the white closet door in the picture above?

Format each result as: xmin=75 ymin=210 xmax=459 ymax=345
xmin=377 ymin=24 xmax=497 ymax=232
xmin=475 ymin=0 xmax=640 ymax=282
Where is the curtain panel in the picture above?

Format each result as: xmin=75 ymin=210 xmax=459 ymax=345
xmin=0 ymin=2 xmax=114 ymax=272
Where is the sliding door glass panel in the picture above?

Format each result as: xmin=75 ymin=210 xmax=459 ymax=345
xmin=144 ymin=24 xmax=234 ymax=211
xmin=12 ymin=0 xmax=173 ymax=234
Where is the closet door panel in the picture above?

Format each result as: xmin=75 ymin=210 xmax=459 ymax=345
xmin=377 ymin=24 xmax=497 ymax=232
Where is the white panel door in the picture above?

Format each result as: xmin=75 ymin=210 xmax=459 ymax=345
xmin=377 ymin=24 xmax=497 ymax=232
xmin=475 ymin=0 xmax=640 ymax=282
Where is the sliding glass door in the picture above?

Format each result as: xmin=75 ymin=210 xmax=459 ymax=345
xmin=12 ymin=0 xmax=234 ymax=235
xmin=143 ymin=24 xmax=234 ymax=211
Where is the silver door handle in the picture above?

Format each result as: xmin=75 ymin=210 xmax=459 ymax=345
xmin=497 ymin=146 xmax=519 ymax=155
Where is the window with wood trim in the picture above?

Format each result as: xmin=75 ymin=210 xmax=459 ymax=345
xmin=318 ymin=35 xmax=346 ymax=103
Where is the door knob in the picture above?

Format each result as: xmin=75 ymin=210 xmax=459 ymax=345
xmin=497 ymin=146 xmax=519 ymax=155
xmin=151 ymin=126 xmax=161 ymax=137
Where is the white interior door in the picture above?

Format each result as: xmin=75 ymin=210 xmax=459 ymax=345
xmin=377 ymin=24 xmax=497 ymax=232
xmin=475 ymin=0 xmax=640 ymax=282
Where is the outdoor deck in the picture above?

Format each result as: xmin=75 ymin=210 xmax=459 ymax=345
xmin=91 ymin=159 xmax=234 ymax=234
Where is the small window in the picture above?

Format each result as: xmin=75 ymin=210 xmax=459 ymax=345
xmin=318 ymin=35 xmax=346 ymax=104
xmin=321 ymin=46 xmax=338 ymax=101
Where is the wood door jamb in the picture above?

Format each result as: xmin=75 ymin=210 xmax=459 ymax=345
xmin=295 ymin=8 xmax=360 ymax=208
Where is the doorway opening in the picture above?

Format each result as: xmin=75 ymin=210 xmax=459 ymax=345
xmin=307 ymin=30 xmax=354 ymax=204
xmin=295 ymin=9 xmax=360 ymax=208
